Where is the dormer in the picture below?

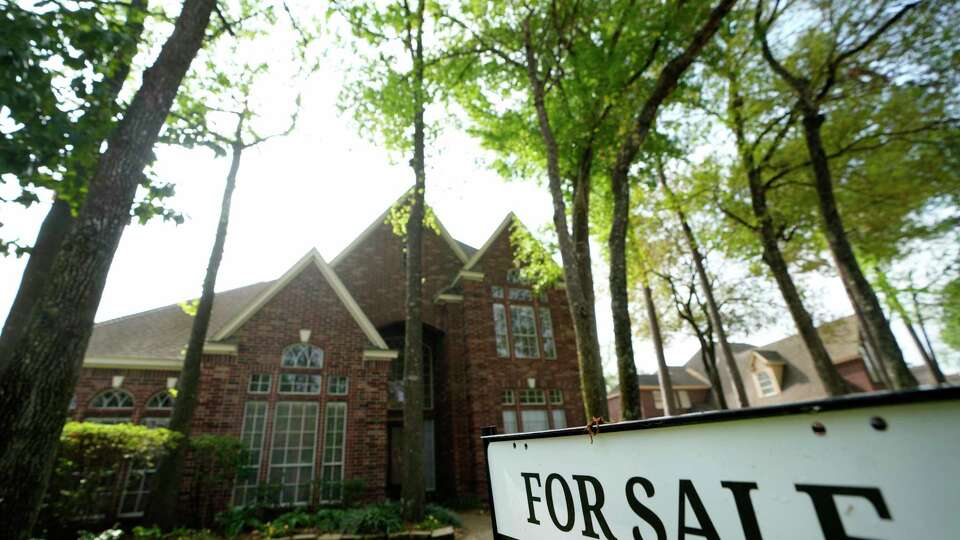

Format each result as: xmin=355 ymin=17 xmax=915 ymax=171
xmin=749 ymin=350 xmax=786 ymax=397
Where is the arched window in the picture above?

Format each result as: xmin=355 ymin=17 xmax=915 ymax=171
xmin=281 ymin=343 xmax=324 ymax=368
xmin=90 ymin=389 xmax=134 ymax=409
xmin=146 ymin=391 xmax=174 ymax=410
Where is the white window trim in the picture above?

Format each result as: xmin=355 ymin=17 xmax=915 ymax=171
xmin=267 ymin=402 xmax=319 ymax=506
xmin=281 ymin=343 xmax=325 ymax=369
xmin=510 ymin=304 xmax=541 ymax=359
xmin=327 ymin=375 xmax=349 ymax=396
xmin=320 ymin=402 xmax=348 ymax=503
xmin=277 ymin=373 xmax=322 ymax=395
xmin=248 ymin=373 xmax=272 ymax=394
xmin=754 ymin=369 xmax=781 ymax=397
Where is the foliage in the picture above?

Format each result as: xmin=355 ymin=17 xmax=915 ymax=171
xmin=425 ymin=503 xmax=463 ymax=527
xmin=78 ymin=528 xmax=124 ymax=540
xmin=214 ymin=506 xmax=263 ymax=539
xmin=510 ymin=220 xmax=563 ymax=294
xmin=338 ymin=502 xmax=404 ymax=535
xmin=184 ymin=435 xmax=246 ymax=528
xmin=385 ymin=193 xmax=441 ymax=238
xmin=131 ymin=527 xmax=218 ymax=540
xmin=942 ymin=278 xmax=960 ymax=352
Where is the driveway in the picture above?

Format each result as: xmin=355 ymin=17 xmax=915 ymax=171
xmin=457 ymin=509 xmax=493 ymax=539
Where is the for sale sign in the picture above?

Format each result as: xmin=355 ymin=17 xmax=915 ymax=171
xmin=482 ymin=388 xmax=960 ymax=539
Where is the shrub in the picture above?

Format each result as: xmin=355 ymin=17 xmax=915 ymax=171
xmin=313 ymin=508 xmax=347 ymax=531
xmin=425 ymin=503 xmax=462 ymax=528
xmin=185 ymin=435 xmax=246 ymax=528
xmin=214 ymin=506 xmax=263 ymax=538
xmin=339 ymin=502 xmax=403 ymax=535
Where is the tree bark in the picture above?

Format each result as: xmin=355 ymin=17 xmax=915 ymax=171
xmin=657 ymin=173 xmax=750 ymax=408
xmin=0 ymin=1 xmax=216 ymax=537
xmin=799 ymin=113 xmax=917 ymax=389
xmin=145 ymin=129 xmax=243 ymax=528
xmin=522 ymin=18 xmax=608 ymax=420
xmin=913 ymin=293 xmax=946 ymax=383
xmin=726 ymin=71 xmax=849 ymax=398
xmin=0 ymin=0 xmax=148 ymax=377
xmin=642 ymin=284 xmax=676 ymax=416
xmin=401 ymin=0 xmax=426 ymax=522
xmin=608 ymin=171 xmax=640 ymax=420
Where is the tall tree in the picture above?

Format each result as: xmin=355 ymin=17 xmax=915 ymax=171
xmin=145 ymin=20 xmax=305 ymax=521
xmin=606 ymin=0 xmax=738 ymax=418
xmin=0 ymin=0 xmax=174 ymax=375
xmin=0 ymin=0 xmax=217 ymax=536
xmin=641 ymin=281 xmax=677 ymax=416
xmin=655 ymin=161 xmax=750 ymax=407
xmin=874 ymin=270 xmax=946 ymax=384
xmin=753 ymin=0 xmax=923 ymax=388
xmin=335 ymin=0 xmax=435 ymax=521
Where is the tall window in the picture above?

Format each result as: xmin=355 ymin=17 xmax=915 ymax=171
xmin=510 ymin=305 xmax=539 ymax=358
xmin=539 ymin=308 xmax=557 ymax=359
xmin=281 ymin=343 xmax=324 ymax=368
xmin=551 ymin=409 xmax=567 ymax=429
xmin=268 ymin=402 xmax=318 ymax=506
xmin=493 ymin=304 xmax=509 ymax=357
xmin=234 ymin=401 xmax=268 ymax=506
xmin=502 ymin=410 xmax=518 ymax=434
xmin=320 ymin=402 xmax=347 ymax=502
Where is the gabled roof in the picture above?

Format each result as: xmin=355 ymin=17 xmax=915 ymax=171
xmin=462 ymin=212 xmax=515 ymax=271
xmin=212 ymin=249 xmax=388 ymax=349
xmin=86 ymin=281 xmax=273 ymax=361
xmin=330 ymin=188 xmax=469 ymax=267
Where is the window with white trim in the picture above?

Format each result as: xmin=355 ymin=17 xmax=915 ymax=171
xmin=268 ymin=402 xmax=318 ymax=506
xmin=539 ymin=308 xmax=557 ymax=359
xmin=146 ymin=391 xmax=174 ymax=410
xmin=548 ymin=389 xmax=563 ymax=404
xmin=319 ymin=402 xmax=347 ymax=502
xmin=90 ymin=389 xmax=134 ymax=409
xmin=521 ymin=410 xmax=550 ymax=432
xmin=278 ymin=374 xmax=321 ymax=394
xmin=653 ymin=390 xmax=693 ymax=410
xmin=491 ymin=286 xmax=504 ymax=299
xmin=755 ymin=371 xmax=778 ymax=397
xmin=502 ymin=390 xmax=515 ymax=405
xmin=248 ymin=373 xmax=272 ymax=394
xmin=551 ymin=409 xmax=567 ymax=429
xmin=510 ymin=305 xmax=539 ymax=358
xmin=519 ymin=388 xmax=546 ymax=405
xmin=327 ymin=376 xmax=349 ymax=396
xmin=502 ymin=410 xmax=518 ymax=434
xmin=493 ymin=304 xmax=509 ymax=357
xmin=281 ymin=343 xmax=324 ymax=368
xmin=677 ymin=390 xmax=692 ymax=408
xmin=508 ymin=288 xmax=533 ymax=301
xmin=234 ymin=401 xmax=268 ymax=506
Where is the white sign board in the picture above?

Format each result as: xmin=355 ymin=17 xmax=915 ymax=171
xmin=484 ymin=391 xmax=960 ymax=539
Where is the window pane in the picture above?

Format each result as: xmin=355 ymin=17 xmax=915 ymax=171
xmin=491 ymin=286 xmax=504 ymax=299
xmin=248 ymin=373 xmax=271 ymax=394
xmin=678 ymin=390 xmax=692 ymax=408
xmin=268 ymin=402 xmax=318 ymax=506
xmin=510 ymin=305 xmax=539 ymax=358
xmin=493 ymin=304 xmax=509 ymax=358
xmin=549 ymin=389 xmax=563 ymax=404
xmin=551 ymin=410 xmax=567 ymax=429
xmin=90 ymin=389 xmax=134 ymax=409
xmin=234 ymin=402 xmax=268 ymax=506
xmin=539 ymin=308 xmax=557 ymax=359
xmin=502 ymin=390 xmax=515 ymax=405
xmin=521 ymin=410 xmax=549 ymax=432
xmin=502 ymin=410 xmax=518 ymax=434
xmin=278 ymin=374 xmax=321 ymax=394
xmin=757 ymin=372 xmax=776 ymax=396
xmin=653 ymin=390 xmax=663 ymax=410
xmin=519 ymin=388 xmax=546 ymax=405
xmin=508 ymin=288 xmax=533 ymax=301
xmin=423 ymin=419 xmax=436 ymax=492
xmin=281 ymin=344 xmax=324 ymax=368
xmin=327 ymin=376 xmax=348 ymax=395
xmin=320 ymin=402 xmax=347 ymax=502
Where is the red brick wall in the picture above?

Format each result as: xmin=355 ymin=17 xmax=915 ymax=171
xmin=837 ymin=358 xmax=881 ymax=392
xmin=458 ymin=226 xmax=585 ymax=499
xmin=73 ymin=368 xmax=176 ymax=424
xmin=333 ymin=221 xmax=465 ymax=329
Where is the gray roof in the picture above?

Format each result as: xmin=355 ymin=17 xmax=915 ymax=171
xmin=85 ymin=281 xmax=273 ymax=360
xmin=456 ymin=240 xmax=478 ymax=258
xmin=636 ymin=366 xmax=709 ymax=388
xmin=684 ymin=342 xmax=755 ymax=378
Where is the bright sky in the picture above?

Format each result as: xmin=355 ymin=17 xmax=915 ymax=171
xmin=0 ymin=2 xmax=947 ymax=377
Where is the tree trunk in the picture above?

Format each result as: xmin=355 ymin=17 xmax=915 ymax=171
xmin=799 ymin=112 xmax=918 ymax=389
xmin=904 ymin=320 xmax=944 ymax=384
xmin=859 ymin=326 xmax=893 ymax=389
xmin=0 ymin=199 xmax=73 ymax=375
xmin=642 ymin=284 xmax=676 ymax=415
xmin=657 ymin=172 xmax=750 ymax=408
xmin=726 ymin=70 xmax=849 ymax=398
xmin=0 ymin=1 xmax=215 ymax=537
xmin=145 ymin=133 xmax=243 ymax=528
xmin=913 ymin=293 xmax=946 ymax=384
xmin=401 ymin=0 xmax=426 ymax=522
xmin=701 ymin=339 xmax=727 ymax=410
xmin=608 ymin=170 xmax=640 ymax=420
xmin=0 ymin=0 xmax=147 ymax=377
xmin=522 ymin=18 xmax=608 ymax=420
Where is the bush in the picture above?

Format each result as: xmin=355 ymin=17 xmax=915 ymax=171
xmin=185 ymin=435 xmax=246 ymax=528
xmin=339 ymin=502 xmax=403 ymax=535
xmin=38 ymin=422 xmax=180 ymax=535
xmin=214 ymin=506 xmax=263 ymax=538
xmin=425 ymin=503 xmax=462 ymax=528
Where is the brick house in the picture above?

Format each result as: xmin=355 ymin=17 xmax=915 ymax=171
xmin=71 ymin=203 xmax=584 ymax=515
xmin=608 ymin=317 xmax=894 ymax=420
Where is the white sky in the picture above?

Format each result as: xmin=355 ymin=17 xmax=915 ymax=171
xmin=0 ymin=3 xmax=948 ymax=377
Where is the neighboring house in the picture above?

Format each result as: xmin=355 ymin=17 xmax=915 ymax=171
xmin=72 ymin=200 xmax=584 ymax=516
xmin=608 ymin=316 xmax=922 ymax=419
xmin=607 ymin=367 xmax=714 ymax=422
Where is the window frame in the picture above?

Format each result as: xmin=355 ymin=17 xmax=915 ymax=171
xmin=248 ymin=373 xmax=272 ymax=394
xmin=319 ymin=402 xmax=348 ymax=503
xmin=327 ymin=375 xmax=349 ymax=396
xmin=755 ymin=370 xmax=779 ymax=397
xmin=278 ymin=373 xmax=322 ymax=395
xmin=89 ymin=389 xmax=135 ymax=410
xmin=267 ymin=401 xmax=319 ymax=506
xmin=280 ymin=343 xmax=324 ymax=369
xmin=233 ymin=401 xmax=269 ymax=507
